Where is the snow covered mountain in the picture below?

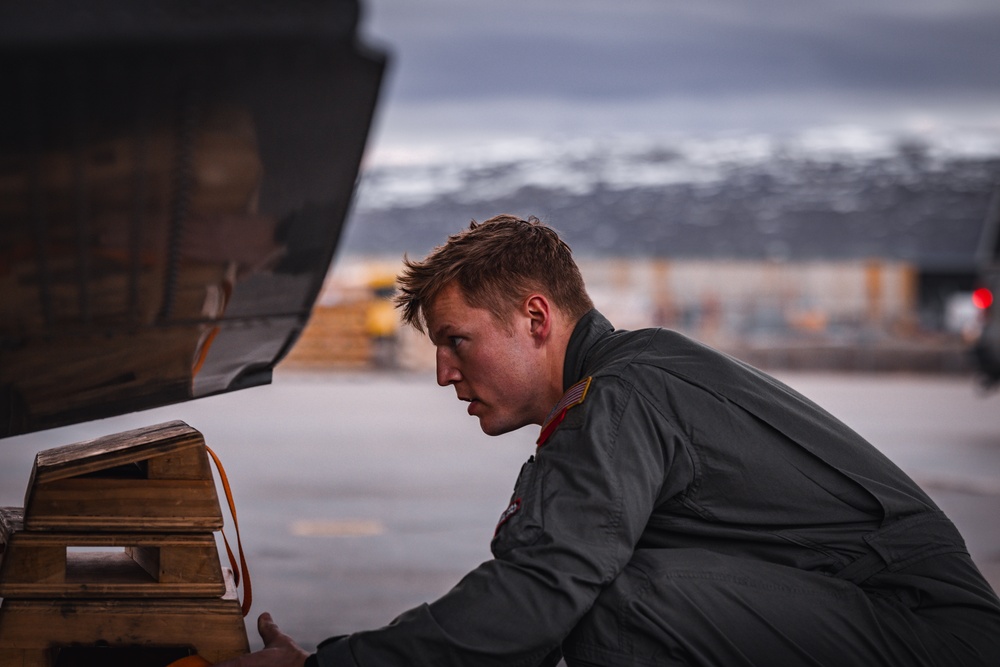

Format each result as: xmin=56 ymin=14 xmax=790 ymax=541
xmin=343 ymin=128 xmax=1000 ymax=267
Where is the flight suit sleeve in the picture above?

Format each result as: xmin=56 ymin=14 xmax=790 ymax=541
xmin=313 ymin=376 xmax=690 ymax=667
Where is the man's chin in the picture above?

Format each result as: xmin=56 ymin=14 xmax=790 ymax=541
xmin=477 ymin=420 xmax=503 ymax=436
xmin=476 ymin=416 xmax=525 ymax=437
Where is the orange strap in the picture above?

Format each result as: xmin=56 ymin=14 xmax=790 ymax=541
xmin=192 ymin=326 xmax=220 ymax=377
xmin=166 ymin=657 xmax=211 ymax=667
xmin=206 ymin=445 xmax=252 ymax=617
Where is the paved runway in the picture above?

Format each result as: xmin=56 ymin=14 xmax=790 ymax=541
xmin=2 ymin=369 xmax=998 ymax=652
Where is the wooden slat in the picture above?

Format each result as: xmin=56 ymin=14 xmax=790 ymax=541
xmin=0 ymin=596 xmax=249 ymax=661
xmin=1 ymin=576 xmax=226 ymax=599
xmin=1 ymin=545 xmax=65 ymax=587
xmin=24 ymin=478 xmax=223 ymax=532
xmin=31 ymin=421 xmax=206 ymax=484
xmin=147 ymin=445 xmax=213 ymax=481
xmin=0 ymin=513 xmax=226 ymax=598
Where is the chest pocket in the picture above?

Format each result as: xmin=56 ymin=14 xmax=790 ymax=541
xmin=491 ymin=456 xmax=545 ymax=558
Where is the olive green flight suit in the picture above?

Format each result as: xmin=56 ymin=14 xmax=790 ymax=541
xmin=313 ymin=310 xmax=1000 ymax=666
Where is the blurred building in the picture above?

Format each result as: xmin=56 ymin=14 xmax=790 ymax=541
xmin=282 ymin=256 xmax=972 ymax=374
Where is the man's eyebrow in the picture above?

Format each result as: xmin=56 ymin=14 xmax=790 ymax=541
xmin=429 ymin=323 xmax=455 ymax=344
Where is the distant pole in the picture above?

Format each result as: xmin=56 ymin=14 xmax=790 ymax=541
xmin=865 ymin=259 xmax=883 ymax=332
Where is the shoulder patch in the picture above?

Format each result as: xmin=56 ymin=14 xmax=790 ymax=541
xmin=537 ymin=376 xmax=592 ymax=446
xmin=493 ymin=498 xmax=521 ymax=537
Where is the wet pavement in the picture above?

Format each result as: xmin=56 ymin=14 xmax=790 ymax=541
xmin=1 ymin=369 xmax=999 ymax=652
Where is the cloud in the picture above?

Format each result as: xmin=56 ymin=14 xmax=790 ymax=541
xmin=360 ymin=0 xmax=1000 ymax=146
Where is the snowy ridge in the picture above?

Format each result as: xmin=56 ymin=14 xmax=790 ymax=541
xmin=355 ymin=127 xmax=1000 ymax=211
xmin=343 ymin=126 xmax=1000 ymax=264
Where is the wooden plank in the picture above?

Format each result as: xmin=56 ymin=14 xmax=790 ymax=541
xmin=11 ymin=546 xmax=65 ymax=586
xmin=0 ymin=574 xmax=225 ymax=599
xmin=0 ymin=529 xmax=219 ymax=549
xmin=155 ymin=542 xmax=224 ymax=585
xmin=24 ymin=478 xmax=223 ymax=532
xmin=30 ymin=421 xmax=206 ymax=484
xmin=0 ymin=508 xmax=65 ymax=586
xmin=0 ymin=596 xmax=249 ymax=660
xmin=146 ymin=446 xmax=213 ymax=481
xmin=0 ymin=545 xmax=65 ymax=588
xmin=0 ymin=525 xmax=226 ymax=598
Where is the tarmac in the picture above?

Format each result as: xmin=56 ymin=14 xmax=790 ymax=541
xmin=1 ymin=369 xmax=998 ymax=655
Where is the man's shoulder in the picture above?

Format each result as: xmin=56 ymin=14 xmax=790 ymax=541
xmin=592 ymin=326 xmax=728 ymax=379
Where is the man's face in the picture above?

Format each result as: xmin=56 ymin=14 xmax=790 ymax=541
xmin=426 ymin=283 xmax=550 ymax=436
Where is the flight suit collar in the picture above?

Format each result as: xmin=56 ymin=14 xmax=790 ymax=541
xmin=563 ymin=309 xmax=615 ymax=390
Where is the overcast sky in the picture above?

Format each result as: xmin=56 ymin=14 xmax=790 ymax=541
xmin=358 ymin=0 xmax=1000 ymax=161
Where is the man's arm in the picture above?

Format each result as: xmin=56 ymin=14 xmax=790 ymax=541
xmin=223 ymin=377 xmax=683 ymax=667
xmin=308 ymin=376 xmax=682 ymax=666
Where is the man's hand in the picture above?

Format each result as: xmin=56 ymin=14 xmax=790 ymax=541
xmin=213 ymin=612 xmax=311 ymax=667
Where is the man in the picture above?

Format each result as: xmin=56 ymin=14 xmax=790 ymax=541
xmin=220 ymin=215 xmax=1000 ymax=666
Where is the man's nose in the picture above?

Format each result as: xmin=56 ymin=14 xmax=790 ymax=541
xmin=436 ymin=349 xmax=461 ymax=386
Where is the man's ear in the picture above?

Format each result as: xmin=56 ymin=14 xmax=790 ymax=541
xmin=524 ymin=294 xmax=551 ymax=341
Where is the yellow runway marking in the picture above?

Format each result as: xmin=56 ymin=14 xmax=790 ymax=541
xmin=290 ymin=519 xmax=385 ymax=537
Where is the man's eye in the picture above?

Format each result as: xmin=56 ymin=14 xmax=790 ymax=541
xmin=449 ymin=336 xmax=463 ymax=348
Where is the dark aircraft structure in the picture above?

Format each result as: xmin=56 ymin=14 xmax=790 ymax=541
xmin=0 ymin=0 xmax=387 ymax=437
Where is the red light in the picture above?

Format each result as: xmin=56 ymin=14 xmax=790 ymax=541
xmin=972 ymin=287 xmax=993 ymax=310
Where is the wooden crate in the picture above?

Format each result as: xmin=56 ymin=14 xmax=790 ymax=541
xmin=23 ymin=421 xmax=223 ymax=532
xmin=0 ymin=420 xmax=249 ymax=665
